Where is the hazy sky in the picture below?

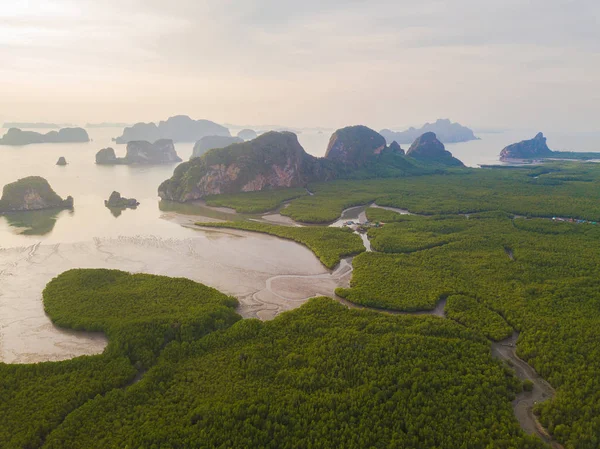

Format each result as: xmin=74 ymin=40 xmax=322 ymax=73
xmin=1 ymin=0 xmax=599 ymax=130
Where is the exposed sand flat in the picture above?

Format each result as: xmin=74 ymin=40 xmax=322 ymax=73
xmin=260 ymin=214 xmax=303 ymax=226
xmin=0 ymin=230 xmax=343 ymax=364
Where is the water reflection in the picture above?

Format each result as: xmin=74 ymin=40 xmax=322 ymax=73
xmin=1 ymin=208 xmax=71 ymax=236
xmin=107 ymin=207 xmax=123 ymax=218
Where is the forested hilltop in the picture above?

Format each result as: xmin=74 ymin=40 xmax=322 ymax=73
xmin=3 ymin=162 xmax=600 ymax=448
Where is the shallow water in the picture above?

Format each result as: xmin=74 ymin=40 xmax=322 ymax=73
xmin=0 ymin=232 xmax=347 ymax=363
xmin=0 ymin=128 xmax=348 ymax=363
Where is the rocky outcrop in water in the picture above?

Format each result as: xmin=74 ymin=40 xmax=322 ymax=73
xmin=114 ymin=115 xmax=230 ymax=144
xmin=191 ymin=136 xmax=243 ymax=159
xmin=324 ymin=126 xmax=387 ymax=168
xmin=499 ymin=133 xmax=553 ymax=161
xmin=499 ymin=133 xmax=600 ymax=161
xmin=0 ymin=176 xmax=73 ymax=212
xmin=380 ymin=119 xmax=478 ymax=144
xmin=56 ymin=157 xmax=67 ymax=166
xmin=95 ymin=141 xmax=181 ymax=165
xmin=237 ymin=129 xmax=258 ymax=141
xmin=406 ymin=132 xmax=465 ymax=167
xmin=0 ymin=127 xmax=90 ymax=145
xmin=96 ymin=148 xmax=119 ymax=165
xmin=104 ymin=191 xmax=139 ymax=209
xmin=159 ymin=132 xmax=334 ymax=201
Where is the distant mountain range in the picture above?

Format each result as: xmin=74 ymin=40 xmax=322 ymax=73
xmin=3 ymin=122 xmax=74 ymax=129
xmin=86 ymin=123 xmax=131 ymax=128
xmin=380 ymin=119 xmax=479 ymax=144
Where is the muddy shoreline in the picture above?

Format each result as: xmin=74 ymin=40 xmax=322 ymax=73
xmin=0 ymin=229 xmax=343 ymax=364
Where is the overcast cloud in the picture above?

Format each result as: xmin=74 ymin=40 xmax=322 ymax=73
xmin=1 ymin=0 xmax=599 ymax=130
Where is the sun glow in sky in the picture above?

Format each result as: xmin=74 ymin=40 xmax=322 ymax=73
xmin=1 ymin=0 xmax=599 ymax=130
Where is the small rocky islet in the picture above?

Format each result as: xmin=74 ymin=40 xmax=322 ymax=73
xmin=0 ymin=176 xmax=73 ymax=213
xmin=104 ymin=191 xmax=139 ymax=209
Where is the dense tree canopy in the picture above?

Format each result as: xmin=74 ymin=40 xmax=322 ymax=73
xmin=43 ymin=299 xmax=546 ymax=449
xmin=0 ymin=270 xmax=240 ymax=449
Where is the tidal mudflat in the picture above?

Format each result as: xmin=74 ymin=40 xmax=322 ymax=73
xmin=0 ymin=229 xmax=350 ymax=364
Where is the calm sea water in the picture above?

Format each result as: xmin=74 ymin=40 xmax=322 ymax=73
xmin=0 ymin=127 xmax=599 ymax=247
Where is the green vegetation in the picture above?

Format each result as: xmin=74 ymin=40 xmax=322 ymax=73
xmin=367 ymin=217 xmax=465 ymax=253
xmin=444 ymin=295 xmax=514 ymax=341
xmin=200 ymin=164 xmax=600 ymax=223
xmin=44 ymin=269 xmax=239 ymax=368
xmin=197 ymin=221 xmax=364 ymax=268
xmin=205 ymin=187 xmax=307 ymax=213
xmin=337 ymin=213 xmax=600 ymax=447
xmin=0 ymin=270 xmax=240 ymax=449
xmin=7 ymin=163 xmax=600 ymax=448
xmin=42 ymin=298 xmax=545 ymax=449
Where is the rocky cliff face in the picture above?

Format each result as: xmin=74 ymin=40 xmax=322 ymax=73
xmin=95 ymin=141 xmax=181 ymax=165
xmin=380 ymin=119 xmax=478 ymax=144
xmin=191 ymin=136 xmax=243 ymax=159
xmin=159 ymin=127 xmax=466 ymax=202
xmin=114 ymin=115 xmax=230 ymax=144
xmin=0 ymin=176 xmax=73 ymax=212
xmin=159 ymin=132 xmax=332 ymax=202
xmin=324 ymin=126 xmax=387 ymax=168
xmin=500 ymin=133 xmax=554 ymax=161
xmin=406 ymin=132 xmax=465 ymax=167
xmin=0 ymin=127 xmax=90 ymax=145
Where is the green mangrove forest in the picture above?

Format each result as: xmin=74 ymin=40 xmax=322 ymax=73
xmin=3 ymin=162 xmax=600 ymax=448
